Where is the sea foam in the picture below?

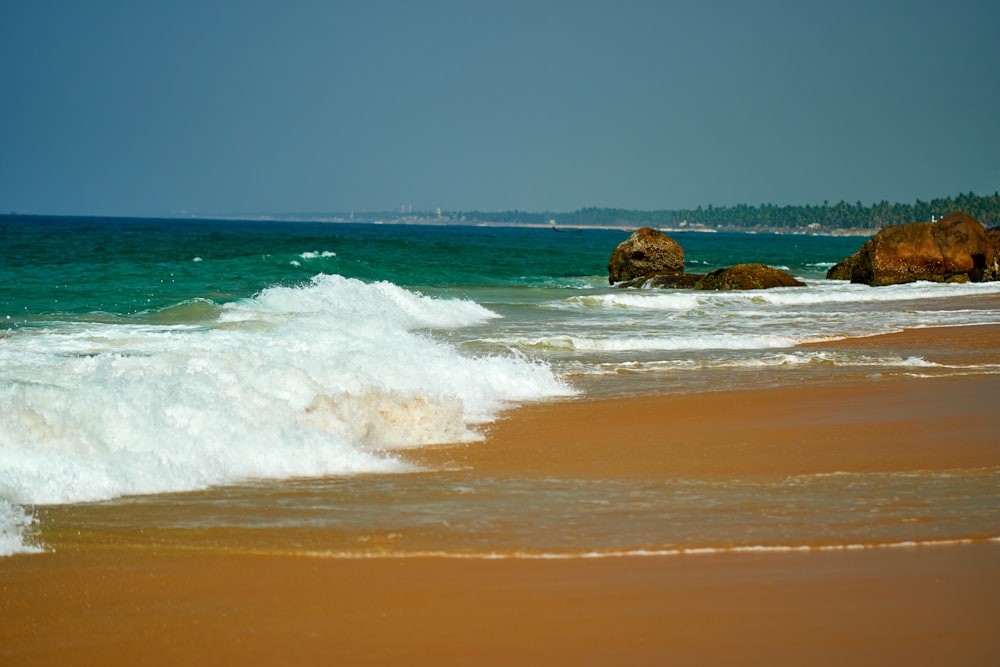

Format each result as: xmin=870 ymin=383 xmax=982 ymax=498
xmin=0 ymin=275 xmax=573 ymax=510
xmin=0 ymin=499 xmax=41 ymax=556
xmin=568 ymin=279 xmax=1000 ymax=311
xmin=480 ymin=332 xmax=801 ymax=353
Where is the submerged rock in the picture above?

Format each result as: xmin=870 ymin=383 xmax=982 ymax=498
xmin=826 ymin=212 xmax=998 ymax=285
xmin=614 ymin=274 xmax=704 ymax=289
xmin=608 ymin=227 xmax=685 ymax=285
xmin=694 ymin=264 xmax=805 ymax=290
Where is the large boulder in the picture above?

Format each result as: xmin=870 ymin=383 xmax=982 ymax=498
xmin=826 ymin=212 xmax=996 ymax=285
xmin=694 ymin=264 xmax=805 ymax=290
xmin=608 ymin=227 xmax=685 ymax=285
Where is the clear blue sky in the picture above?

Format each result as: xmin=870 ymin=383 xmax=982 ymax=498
xmin=2 ymin=1 xmax=998 ymax=217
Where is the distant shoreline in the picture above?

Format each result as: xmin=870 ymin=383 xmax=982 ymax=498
xmin=1 ymin=212 xmax=878 ymax=237
xmin=6 ymin=190 xmax=997 ymax=235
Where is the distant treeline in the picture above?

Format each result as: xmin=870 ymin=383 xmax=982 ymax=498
xmin=449 ymin=191 xmax=1000 ymax=230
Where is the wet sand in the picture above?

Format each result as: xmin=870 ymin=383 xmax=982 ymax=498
xmin=2 ymin=324 xmax=999 ymax=665
xmin=3 ymin=544 xmax=998 ymax=666
xmin=411 ymin=373 xmax=1000 ymax=478
xmin=411 ymin=324 xmax=1000 ymax=478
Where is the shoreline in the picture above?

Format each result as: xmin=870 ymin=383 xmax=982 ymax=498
xmin=408 ymin=323 xmax=1000 ymax=478
xmin=2 ymin=323 xmax=999 ymax=664
xmin=1 ymin=211 xmax=879 ymax=236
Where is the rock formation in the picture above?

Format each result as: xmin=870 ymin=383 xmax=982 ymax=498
xmin=694 ymin=264 xmax=805 ymax=290
xmin=608 ymin=227 xmax=684 ymax=285
xmin=987 ymin=227 xmax=1000 ymax=281
xmin=826 ymin=212 xmax=998 ymax=285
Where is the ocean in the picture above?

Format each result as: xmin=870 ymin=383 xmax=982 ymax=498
xmin=2 ymin=215 xmax=999 ymax=557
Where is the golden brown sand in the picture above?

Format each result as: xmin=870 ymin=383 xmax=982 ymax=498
xmin=2 ymin=325 xmax=999 ymax=665
xmin=3 ymin=544 xmax=998 ymax=666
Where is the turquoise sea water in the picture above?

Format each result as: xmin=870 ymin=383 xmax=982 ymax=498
xmin=3 ymin=215 xmax=1000 ymax=556
xmin=1 ymin=215 xmax=856 ymax=317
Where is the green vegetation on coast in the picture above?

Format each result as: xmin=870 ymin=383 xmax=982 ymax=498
xmin=235 ymin=191 xmax=1000 ymax=233
xmin=454 ymin=191 xmax=1000 ymax=232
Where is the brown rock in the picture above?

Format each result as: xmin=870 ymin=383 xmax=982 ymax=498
xmin=607 ymin=227 xmax=685 ymax=285
xmin=825 ymin=257 xmax=856 ymax=281
xmin=694 ymin=264 xmax=805 ymax=290
xmin=986 ymin=227 xmax=1000 ymax=281
xmin=826 ymin=212 xmax=994 ymax=285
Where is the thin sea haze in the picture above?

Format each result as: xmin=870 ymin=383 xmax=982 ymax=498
xmin=2 ymin=215 xmax=999 ymax=557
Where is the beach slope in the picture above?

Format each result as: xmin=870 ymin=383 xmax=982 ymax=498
xmin=2 ymin=325 xmax=999 ymax=665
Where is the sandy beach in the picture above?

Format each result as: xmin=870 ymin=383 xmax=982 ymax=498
xmin=3 ymin=542 xmax=998 ymax=667
xmin=3 ymin=324 xmax=999 ymax=665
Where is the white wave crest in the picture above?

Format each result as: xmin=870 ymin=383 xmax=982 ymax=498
xmin=222 ymin=274 xmax=500 ymax=329
xmin=0 ymin=276 xmax=572 ymax=511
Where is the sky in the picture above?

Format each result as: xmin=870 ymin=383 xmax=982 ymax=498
xmin=2 ymin=1 xmax=998 ymax=217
